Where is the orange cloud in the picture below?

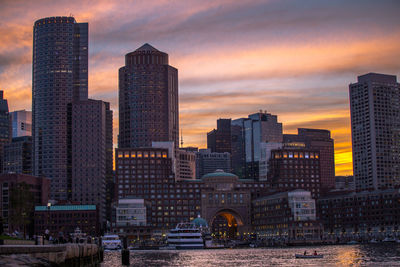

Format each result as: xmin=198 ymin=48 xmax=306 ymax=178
xmin=2 ymin=0 xmax=399 ymax=177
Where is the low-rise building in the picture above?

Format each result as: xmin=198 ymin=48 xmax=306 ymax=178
xmin=110 ymin=198 xmax=153 ymax=242
xmin=114 ymin=198 xmax=147 ymax=227
xmin=0 ymin=173 xmax=49 ymax=236
xmin=252 ymin=189 xmax=323 ymax=241
xmin=34 ymin=204 xmax=99 ymax=237
xmin=317 ymin=189 xmax=400 ymax=240
xmin=195 ymin=149 xmax=231 ymax=178
xmin=335 ymin=176 xmax=355 ymax=191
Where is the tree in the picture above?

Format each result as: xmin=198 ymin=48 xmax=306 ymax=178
xmin=0 ymin=216 xmax=4 ymax=235
xmin=9 ymin=182 xmax=34 ymax=238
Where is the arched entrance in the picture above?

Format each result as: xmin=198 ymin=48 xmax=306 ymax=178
xmin=210 ymin=209 xmax=244 ymax=240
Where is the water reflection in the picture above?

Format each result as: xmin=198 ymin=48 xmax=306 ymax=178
xmin=335 ymin=246 xmax=364 ymax=266
xmin=103 ymin=244 xmax=400 ymax=267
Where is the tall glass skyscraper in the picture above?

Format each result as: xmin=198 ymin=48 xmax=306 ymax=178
xmin=118 ymin=44 xmax=179 ymax=149
xmin=32 ymin=17 xmax=88 ymax=200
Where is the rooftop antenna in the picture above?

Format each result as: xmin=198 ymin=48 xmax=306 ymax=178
xmin=180 ymin=129 xmax=184 ymax=147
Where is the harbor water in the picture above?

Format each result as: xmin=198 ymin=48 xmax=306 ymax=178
xmin=102 ymin=244 xmax=400 ymax=266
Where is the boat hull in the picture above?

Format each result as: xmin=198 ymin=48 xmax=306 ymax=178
xmin=295 ymin=254 xmax=324 ymax=259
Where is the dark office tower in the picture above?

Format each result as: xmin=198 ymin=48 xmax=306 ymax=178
xmin=231 ymin=124 xmax=246 ymax=178
xmin=3 ymin=136 xmax=32 ymax=175
xmin=105 ymin=102 xmax=114 ymax=224
xmin=284 ymin=128 xmax=335 ymax=189
xmin=207 ymin=119 xmax=232 ymax=153
xmin=70 ymin=100 xmax=108 ymax=223
xmin=349 ymin=73 xmax=400 ymax=190
xmin=118 ymin=44 xmax=179 ymax=149
xmin=32 ymin=17 xmax=88 ymax=200
xmin=0 ymin=91 xmax=11 ymax=173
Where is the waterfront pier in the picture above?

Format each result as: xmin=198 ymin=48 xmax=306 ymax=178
xmin=0 ymin=243 xmax=102 ymax=266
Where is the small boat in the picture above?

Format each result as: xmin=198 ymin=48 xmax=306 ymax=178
xmin=102 ymin=234 xmax=122 ymax=250
xmin=295 ymin=254 xmax=324 ymax=259
xmin=369 ymin=239 xmax=379 ymax=243
xmin=347 ymin=240 xmax=358 ymax=245
xmin=382 ymin=237 xmax=396 ymax=242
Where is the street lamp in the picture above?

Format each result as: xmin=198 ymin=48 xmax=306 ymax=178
xmin=45 ymin=203 xmax=51 ymax=240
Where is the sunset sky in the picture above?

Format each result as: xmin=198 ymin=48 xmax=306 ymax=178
xmin=1 ymin=0 xmax=400 ymax=175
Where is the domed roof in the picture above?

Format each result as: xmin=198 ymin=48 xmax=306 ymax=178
xmin=202 ymin=169 xmax=238 ymax=179
xmin=191 ymin=216 xmax=208 ymax=228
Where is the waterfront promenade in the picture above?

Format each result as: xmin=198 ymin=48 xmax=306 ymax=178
xmin=0 ymin=243 xmax=102 ymax=266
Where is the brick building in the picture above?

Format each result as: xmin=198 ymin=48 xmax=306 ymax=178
xmin=0 ymin=174 xmax=50 ymax=235
xmin=317 ymin=189 xmax=400 ymax=240
xmin=268 ymin=147 xmax=321 ymax=198
xmin=252 ymin=190 xmax=323 ymax=241
xmin=34 ymin=204 xmax=99 ymax=237
xmin=284 ymin=128 xmax=335 ymax=189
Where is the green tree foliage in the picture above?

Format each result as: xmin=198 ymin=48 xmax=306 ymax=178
xmin=9 ymin=182 xmax=34 ymax=238
xmin=0 ymin=216 xmax=3 ymax=235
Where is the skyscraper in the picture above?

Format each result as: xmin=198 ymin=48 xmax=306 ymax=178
xmin=0 ymin=91 xmax=11 ymax=173
xmin=70 ymin=99 xmax=111 ymax=223
xmin=207 ymin=119 xmax=232 ymax=154
xmin=232 ymin=111 xmax=283 ymax=180
xmin=32 ymin=16 xmax=88 ymax=200
xmin=349 ymin=73 xmax=400 ymax=190
xmin=118 ymin=44 xmax=179 ymax=149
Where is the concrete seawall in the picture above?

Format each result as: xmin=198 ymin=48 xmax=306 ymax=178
xmin=0 ymin=243 xmax=102 ymax=266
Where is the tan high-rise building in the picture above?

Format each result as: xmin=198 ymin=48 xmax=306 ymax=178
xmin=349 ymin=73 xmax=400 ymax=190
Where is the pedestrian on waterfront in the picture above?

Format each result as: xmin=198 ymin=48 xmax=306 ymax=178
xmin=314 ymin=250 xmax=317 ymax=256
xmin=304 ymin=251 xmax=307 ymax=255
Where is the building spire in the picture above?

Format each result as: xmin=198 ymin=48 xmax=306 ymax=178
xmin=180 ymin=129 xmax=184 ymax=147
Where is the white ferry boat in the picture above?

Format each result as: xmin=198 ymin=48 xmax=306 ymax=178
xmin=102 ymin=234 xmax=122 ymax=250
xmin=167 ymin=222 xmax=204 ymax=249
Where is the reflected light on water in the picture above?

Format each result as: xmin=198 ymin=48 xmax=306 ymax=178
xmin=335 ymin=246 xmax=363 ymax=266
xmin=102 ymin=244 xmax=400 ymax=267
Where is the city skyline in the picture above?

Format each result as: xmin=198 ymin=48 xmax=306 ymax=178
xmin=1 ymin=1 xmax=400 ymax=176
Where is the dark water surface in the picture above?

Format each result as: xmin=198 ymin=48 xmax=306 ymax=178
xmin=102 ymin=244 xmax=400 ymax=266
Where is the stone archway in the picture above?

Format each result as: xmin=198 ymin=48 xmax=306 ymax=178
xmin=210 ymin=209 xmax=244 ymax=239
